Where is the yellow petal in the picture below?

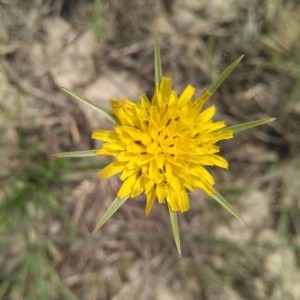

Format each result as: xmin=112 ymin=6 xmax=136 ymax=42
xmin=156 ymin=184 xmax=166 ymax=203
xmin=117 ymin=174 xmax=137 ymax=199
xmin=145 ymin=188 xmax=156 ymax=215
xmin=178 ymin=85 xmax=195 ymax=106
xmin=131 ymin=175 xmax=144 ymax=198
xmin=92 ymin=130 xmax=117 ymax=142
xmin=99 ymin=161 xmax=126 ymax=178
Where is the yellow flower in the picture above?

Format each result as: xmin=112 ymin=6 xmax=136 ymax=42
xmin=92 ymin=77 xmax=233 ymax=215
xmin=57 ymin=43 xmax=274 ymax=255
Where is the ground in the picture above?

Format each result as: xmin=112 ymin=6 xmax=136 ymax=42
xmin=1 ymin=0 xmax=300 ymax=299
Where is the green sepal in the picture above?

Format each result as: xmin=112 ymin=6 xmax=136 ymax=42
xmin=168 ymin=205 xmax=181 ymax=257
xmin=208 ymin=55 xmax=244 ymax=95
xmin=154 ymin=34 xmax=163 ymax=85
xmin=211 ymin=189 xmax=246 ymax=224
xmin=54 ymin=150 xmax=97 ymax=158
xmin=91 ymin=196 xmax=129 ymax=237
xmin=61 ymin=87 xmax=118 ymax=124
xmin=228 ymin=118 xmax=275 ymax=133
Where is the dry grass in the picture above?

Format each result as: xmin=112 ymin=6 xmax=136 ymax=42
xmin=1 ymin=0 xmax=300 ymax=299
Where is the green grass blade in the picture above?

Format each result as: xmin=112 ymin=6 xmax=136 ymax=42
xmin=168 ymin=205 xmax=181 ymax=257
xmin=54 ymin=150 xmax=97 ymax=158
xmin=91 ymin=196 xmax=129 ymax=237
xmin=211 ymin=190 xmax=246 ymax=224
xmin=228 ymin=118 xmax=275 ymax=133
xmin=154 ymin=34 xmax=163 ymax=85
xmin=208 ymin=55 xmax=244 ymax=95
xmin=61 ymin=87 xmax=118 ymax=124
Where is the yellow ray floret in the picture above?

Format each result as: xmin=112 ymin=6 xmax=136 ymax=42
xmin=92 ymin=77 xmax=233 ymax=215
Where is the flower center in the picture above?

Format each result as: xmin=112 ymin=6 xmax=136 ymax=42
xmin=149 ymin=117 xmax=181 ymax=158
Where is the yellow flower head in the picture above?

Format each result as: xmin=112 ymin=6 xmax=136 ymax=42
xmin=92 ymin=77 xmax=233 ymax=215
xmin=57 ymin=43 xmax=274 ymax=255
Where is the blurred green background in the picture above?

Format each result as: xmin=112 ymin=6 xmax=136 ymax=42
xmin=1 ymin=0 xmax=300 ymax=299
